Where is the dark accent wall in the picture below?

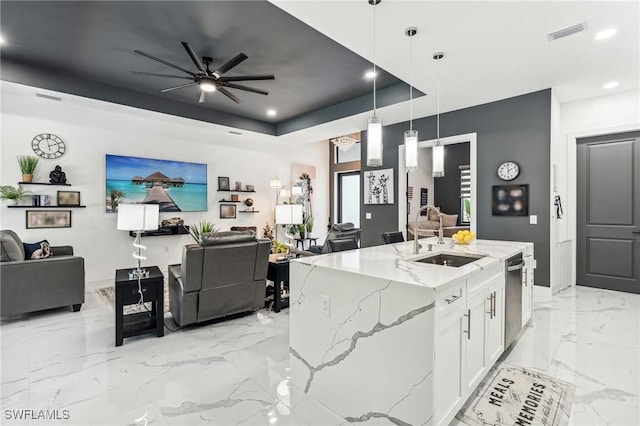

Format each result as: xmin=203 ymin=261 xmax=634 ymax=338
xmin=360 ymin=89 xmax=551 ymax=286
xmin=434 ymin=142 xmax=470 ymax=222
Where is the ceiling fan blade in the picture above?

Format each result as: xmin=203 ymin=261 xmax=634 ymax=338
xmin=214 ymin=53 xmax=248 ymax=76
xmin=218 ymin=74 xmax=275 ymax=82
xmin=181 ymin=42 xmax=206 ymax=73
xmin=221 ymin=82 xmax=269 ymax=96
xmin=135 ymin=49 xmax=196 ymax=77
xmin=131 ymin=71 xmax=193 ymax=80
xmin=160 ymin=82 xmax=196 ymax=93
xmin=199 ymin=91 xmax=207 ymax=103
xmin=217 ymin=87 xmax=240 ymax=104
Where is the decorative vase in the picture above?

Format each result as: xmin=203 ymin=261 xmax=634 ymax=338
xmin=22 ymin=174 xmax=33 ymax=183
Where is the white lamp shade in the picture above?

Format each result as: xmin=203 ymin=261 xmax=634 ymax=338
xmin=433 ymin=144 xmax=445 ymax=177
xmin=116 ymin=204 xmax=160 ymax=231
xmin=275 ymin=204 xmax=303 ymax=225
xmin=366 ymin=116 xmax=383 ymax=167
xmin=270 ymin=177 xmax=282 ymax=188
xmin=404 ymin=130 xmax=418 ymax=172
xmin=291 ymin=185 xmax=303 ymax=195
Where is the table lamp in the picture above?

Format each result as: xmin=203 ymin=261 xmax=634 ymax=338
xmin=275 ymin=204 xmax=303 ymax=249
xmin=117 ymin=204 xmax=159 ymax=279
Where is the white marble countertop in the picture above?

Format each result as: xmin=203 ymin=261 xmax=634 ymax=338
xmin=293 ymin=237 xmax=533 ymax=290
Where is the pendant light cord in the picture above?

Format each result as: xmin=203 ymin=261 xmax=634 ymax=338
xmin=409 ymin=33 xmax=413 ymax=131
xmin=436 ymin=56 xmax=440 ymax=142
xmin=373 ymin=1 xmax=377 ymax=116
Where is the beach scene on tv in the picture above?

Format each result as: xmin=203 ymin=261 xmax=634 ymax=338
xmin=106 ymin=154 xmax=207 ymax=213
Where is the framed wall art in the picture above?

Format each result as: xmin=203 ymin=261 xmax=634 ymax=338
xmin=364 ymin=168 xmax=394 ymax=205
xmin=218 ymin=177 xmax=230 ymax=191
xmin=220 ymin=204 xmax=237 ymax=219
xmin=57 ymin=190 xmax=81 ymax=206
xmin=26 ymin=210 xmax=72 ymax=229
xmin=492 ymin=184 xmax=529 ymax=216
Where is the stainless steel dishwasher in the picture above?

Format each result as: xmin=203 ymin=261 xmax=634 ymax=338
xmin=505 ymin=253 xmax=524 ymax=348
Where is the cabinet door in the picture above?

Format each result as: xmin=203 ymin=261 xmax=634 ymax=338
xmin=434 ymin=305 xmax=464 ymax=426
xmin=522 ymin=257 xmax=533 ymax=326
xmin=485 ymin=278 xmax=504 ymax=365
xmin=461 ymin=292 xmax=487 ymax=396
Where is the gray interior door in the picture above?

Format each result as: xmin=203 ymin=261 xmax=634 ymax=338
xmin=577 ymin=132 xmax=640 ymax=294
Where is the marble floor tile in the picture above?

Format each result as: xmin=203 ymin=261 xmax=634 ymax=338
xmin=1 ymin=283 xmax=638 ymax=425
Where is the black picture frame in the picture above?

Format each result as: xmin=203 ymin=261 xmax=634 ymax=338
xmin=57 ymin=190 xmax=81 ymax=206
xmin=492 ymin=184 xmax=529 ymax=216
xmin=245 ymin=184 xmax=255 ymax=192
xmin=220 ymin=204 xmax=236 ymax=219
xmin=26 ymin=210 xmax=72 ymax=229
xmin=218 ymin=176 xmax=230 ymax=191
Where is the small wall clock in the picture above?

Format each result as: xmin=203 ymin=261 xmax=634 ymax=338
xmin=31 ymin=133 xmax=66 ymax=159
xmin=497 ymin=161 xmax=520 ymax=181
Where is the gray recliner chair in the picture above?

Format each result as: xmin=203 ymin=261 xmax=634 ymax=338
xmin=309 ymin=222 xmax=361 ymax=254
xmin=168 ymin=231 xmax=270 ymax=327
xmin=0 ymin=230 xmax=85 ymax=317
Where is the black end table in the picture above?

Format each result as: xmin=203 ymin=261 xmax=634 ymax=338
xmin=115 ymin=265 xmax=164 ymax=346
xmin=267 ymin=254 xmax=290 ymax=313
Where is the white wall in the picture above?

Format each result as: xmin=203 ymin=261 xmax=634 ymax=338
xmin=559 ymin=89 xmax=640 ymax=287
xmin=0 ymin=82 xmax=329 ymax=283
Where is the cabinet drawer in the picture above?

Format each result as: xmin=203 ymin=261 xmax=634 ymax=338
xmin=121 ymin=280 xmax=159 ymax=305
xmin=436 ymin=279 xmax=466 ymax=318
xmin=466 ymin=262 xmax=502 ymax=300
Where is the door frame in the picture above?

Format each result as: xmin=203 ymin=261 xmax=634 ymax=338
xmin=398 ymin=132 xmax=477 ymax=235
xmin=337 ymin=170 xmax=361 ymax=225
xmin=567 ymin=121 xmax=640 ymax=286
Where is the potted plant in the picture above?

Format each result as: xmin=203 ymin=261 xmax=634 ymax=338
xmin=17 ymin=155 xmax=39 ymax=183
xmin=189 ymin=220 xmax=218 ymax=244
xmin=0 ymin=185 xmax=31 ymax=206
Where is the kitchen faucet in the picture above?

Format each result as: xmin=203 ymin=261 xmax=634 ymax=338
xmin=414 ymin=205 xmax=444 ymax=254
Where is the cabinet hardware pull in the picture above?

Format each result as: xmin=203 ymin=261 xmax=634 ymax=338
xmin=445 ymin=293 xmax=461 ymax=304
xmin=492 ymin=292 xmax=496 ymax=317
xmin=486 ymin=295 xmax=493 ymax=318
xmin=463 ymin=309 xmax=471 ymax=340
xmin=523 ymin=268 xmax=527 ymax=287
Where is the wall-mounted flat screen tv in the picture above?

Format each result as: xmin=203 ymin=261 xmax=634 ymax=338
xmin=106 ymin=154 xmax=207 ymax=213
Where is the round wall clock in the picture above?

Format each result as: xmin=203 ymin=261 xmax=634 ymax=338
xmin=497 ymin=161 xmax=520 ymax=181
xmin=31 ymin=133 xmax=66 ymax=159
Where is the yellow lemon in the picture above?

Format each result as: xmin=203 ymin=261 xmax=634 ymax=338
xmin=464 ymin=235 xmax=473 ymax=243
xmin=470 ymin=232 xmax=476 ymax=238
xmin=453 ymin=234 xmax=463 ymax=242
xmin=462 ymin=230 xmax=471 ymax=235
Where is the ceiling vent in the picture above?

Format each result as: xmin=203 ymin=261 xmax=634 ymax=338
xmin=35 ymin=93 xmax=62 ymax=101
xmin=547 ymin=22 xmax=587 ymax=41
xmin=228 ymin=130 xmax=242 ymax=135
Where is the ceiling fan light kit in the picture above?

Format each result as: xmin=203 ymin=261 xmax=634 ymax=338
xmin=366 ymin=0 xmax=383 ymax=167
xmin=132 ymin=42 xmax=274 ymax=104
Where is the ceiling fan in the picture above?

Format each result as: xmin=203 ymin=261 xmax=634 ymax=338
xmin=131 ymin=42 xmax=274 ymax=104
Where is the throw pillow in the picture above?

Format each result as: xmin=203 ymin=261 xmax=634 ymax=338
xmin=23 ymin=240 xmax=52 ymax=260
xmin=441 ymin=214 xmax=459 ymax=227
xmin=428 ymin=209 xmax=439 ymax=222
xmin=1 ymin=231 xmax=24 ymax=262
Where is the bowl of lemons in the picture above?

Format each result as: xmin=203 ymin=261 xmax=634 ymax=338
xmin=452 ymin=230 xmax=476 ymax=245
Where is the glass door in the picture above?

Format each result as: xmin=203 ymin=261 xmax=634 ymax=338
xmin=338 ymin=171 xmax=360 ymax=227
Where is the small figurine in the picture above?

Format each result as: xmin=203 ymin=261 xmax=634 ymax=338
xmin=49 ymin=165 xmax=67 ymax=184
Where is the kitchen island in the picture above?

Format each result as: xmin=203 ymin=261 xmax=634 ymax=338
xmin=289 ymin=237 xmax=534 ymax=425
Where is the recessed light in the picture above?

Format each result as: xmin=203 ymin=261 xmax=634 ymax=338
xmin=0 ymin=35 xmax=5 ymax=45
xmin=267 ymin=109 xmax=276 ymax=117
xmin=595 ymin=28 xmax=617 ymax=40
xmin=603 ymin=81 xmax=619 ymax=89
xmin=364 ymin=70 xmax=377 ymax=79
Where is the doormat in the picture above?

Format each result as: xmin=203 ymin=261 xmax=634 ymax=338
xmin=457 ymin=362 xmax=574 ymax=426
xmin=96 ymin=284 xmax=170 ymax=315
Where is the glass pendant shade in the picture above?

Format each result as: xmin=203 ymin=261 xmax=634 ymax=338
xmin=367 ymin=116 xmax=383 ymax=167
xmin=433 ymin=144 xmax=445 ymax=177
xmin=404 ymin=130 xmax=418 ymax=172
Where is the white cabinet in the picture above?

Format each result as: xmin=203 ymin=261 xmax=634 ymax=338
xmin=434 ymin=303 xmax=465 ymax=426
xmin=485 ymin=276 xmax=504 ymax=365
xmin=522 ymin=255 xmax=533 ymax=326
xmin=461 ymin=291 xmax=487 ymax=396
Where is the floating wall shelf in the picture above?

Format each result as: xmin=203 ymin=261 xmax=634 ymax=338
xmin=18 ymin=182 xmax=72 ymax=186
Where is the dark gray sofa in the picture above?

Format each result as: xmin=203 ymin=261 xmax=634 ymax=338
xmin=168 ymin=231 xmax=270 ymax=327
xmin=0 ymin=230 xmax=85 ymax=317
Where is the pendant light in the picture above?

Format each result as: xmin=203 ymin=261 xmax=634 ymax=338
xmin=366 ymin=0 xmax=383 ymax=167
xmin=404 ymin=27 xmax=418 ymax=172
xmin=432 ymin=51 xmax=445 ymax=178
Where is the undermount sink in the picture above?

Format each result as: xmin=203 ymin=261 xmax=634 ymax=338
xmin=413 ymin=252 xmax=486 ymax=267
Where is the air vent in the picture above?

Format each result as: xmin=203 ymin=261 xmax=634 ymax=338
xmin=228 ymin=130 xmax=242 ymax=135
xmin=36 ymin=93 xmax=62 ymax=101
xmin=547 ymin=22 xmax=587 ymax=41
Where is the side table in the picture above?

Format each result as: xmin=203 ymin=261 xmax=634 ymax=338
xmin=115 ymin=265 xmax=164 ymax=346
xmin=267 ymin=254 xmax=290 ymax=313
xmin=294 ymin=237 xmax=318 ymax=250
